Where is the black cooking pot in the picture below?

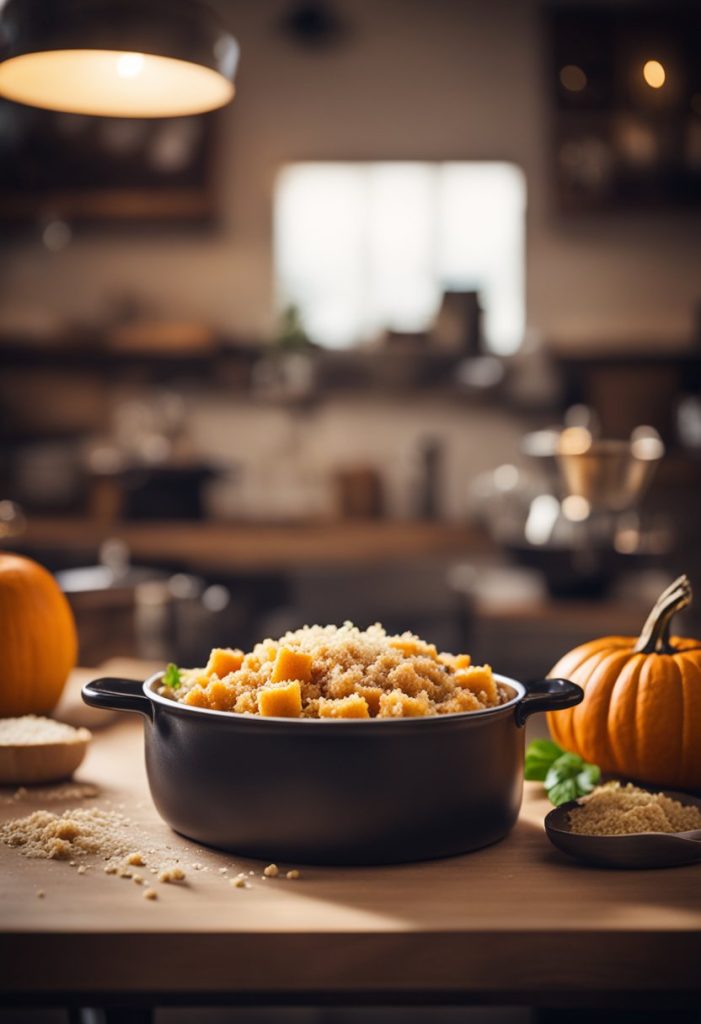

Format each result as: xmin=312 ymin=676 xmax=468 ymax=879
xmin=82 ymin=672 xmax=582 ymax=865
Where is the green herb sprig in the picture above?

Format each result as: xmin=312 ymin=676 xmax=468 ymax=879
xmin=525 ymin=739 xmax=600 ymax=806
xmin=163 ymin=662 xmax=182 ymax=690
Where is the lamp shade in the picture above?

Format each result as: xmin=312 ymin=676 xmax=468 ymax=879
xmin=0 ymin=0 xmax=239 ymax=117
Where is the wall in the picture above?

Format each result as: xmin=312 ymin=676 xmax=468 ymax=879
xmin=1 ymin=0 xmax=700 ymax=349
xmin=182 ymin=392 xmax=525 ymax=522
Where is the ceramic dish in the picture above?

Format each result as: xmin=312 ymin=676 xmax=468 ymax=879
xmin=83 ymin=671 xmax=582 ymax=865
xmin=545 ymin=792 xmax=701 ymax=869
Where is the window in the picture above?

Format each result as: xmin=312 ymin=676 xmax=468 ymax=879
xmin=274 ymin=161 xmax=526 ymax=355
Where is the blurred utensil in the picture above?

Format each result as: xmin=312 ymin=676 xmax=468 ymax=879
xmin=556 ymin=426 xmax=664 ymax=513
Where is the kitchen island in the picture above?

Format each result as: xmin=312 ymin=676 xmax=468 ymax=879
xmin=1 ymin=665 xmax=699 ymax=1017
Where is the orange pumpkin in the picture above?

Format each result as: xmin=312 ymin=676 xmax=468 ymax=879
xmin=547 ymin=575 xmax=701 ymax=791
xmin=0 ymin=552 xmax=77 ymax=716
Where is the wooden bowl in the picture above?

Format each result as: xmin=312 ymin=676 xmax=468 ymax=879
xmin=0 ymin=724 xmax=91 ymax=785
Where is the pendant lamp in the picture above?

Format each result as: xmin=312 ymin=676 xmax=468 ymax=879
xmin=0 ymin=0 xmax=239 ymax=118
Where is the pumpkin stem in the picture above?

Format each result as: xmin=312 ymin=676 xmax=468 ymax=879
xmin=634 ymin=575 xmax=693 ymax=654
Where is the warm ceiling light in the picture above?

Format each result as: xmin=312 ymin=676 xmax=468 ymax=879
xmin=0 ymin=50 xmax=235 ymax=118
xmin=0 ymin=0 xmax=239 ymax=118
xmin=642 ymin=59 xmax=666 ymax=89
xmin=559 ymin=64 xmax=587 ymax=93
xmin=116 ymin=53 xmax=145 ymax=80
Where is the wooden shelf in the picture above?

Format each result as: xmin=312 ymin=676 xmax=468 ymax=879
xmin=16 ymin=517 xmax=486 ymax=576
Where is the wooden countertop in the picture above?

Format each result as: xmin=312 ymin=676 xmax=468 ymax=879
xmin=1 ymin=667 xmax=700 ymax=1008
xmin=17 ymin=518 xmax=483 ymax=575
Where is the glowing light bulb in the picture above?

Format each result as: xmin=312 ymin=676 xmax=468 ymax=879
xmin=116 ymin=52 xmax=144 ymax=79
xmin=643 ymin=60 xmax=665 ymax=89
xmin=562 ymin=495 xmax=591 ymax=523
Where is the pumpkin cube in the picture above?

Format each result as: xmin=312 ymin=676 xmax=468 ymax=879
xmin=183 ymin=687 xmax=209 ymax=708
xmin=258 ymin=680 xmax=302 ymax=718
xmin=206 ymin=647 xmax=244 ymax=678
xmin=454 ymin=665 xmax=497 ymax=704
xmin=378 ymin=689 xmax=430 ymax=718
xmin=440 ymin=652 xmax=472 ymax=670
xmin=389 ymin=636 xmax=438 ymax=659
xmin=318 ymin=694 xmax=370 ymax=719
xmin=203 ymin=679 xmax=234 ymax=711
xmin=271 ymin=647 xmax=313 ymax=684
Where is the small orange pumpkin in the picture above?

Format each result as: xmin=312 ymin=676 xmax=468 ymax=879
xmin=547 ymin=575 xmax=701 ymax=791
xmin=0 ymin=552 xmax=78 ymax=717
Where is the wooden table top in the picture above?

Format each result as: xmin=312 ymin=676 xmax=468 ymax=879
xmin=1 ymin=667 xmax=700 ymax=1008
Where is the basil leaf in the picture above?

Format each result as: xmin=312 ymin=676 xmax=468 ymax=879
xmin=580 ymin=761 xmax=600 ymax=784
xmin=548 ymin=778 xmax=579 ymax=806
xmin=163 ymin=662 xmax=182 ymax=690
xmin=552 ymin=751 xmax=584 ymax=772
xmin=524 ymin=739 xmax=564 ymax=781
xmin=575 ymin=762 xmax=601 ymax=796
xmin=525 ymin=739 xmax=601 ymax=806
xmin=544 ymin=752 xmax=584 ymax=789
xmin=527 ymin=739 xmax=563 ymax=761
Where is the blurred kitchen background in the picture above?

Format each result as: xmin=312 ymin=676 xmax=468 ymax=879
xmin=2 ymin=0 xmax=701 ymax=676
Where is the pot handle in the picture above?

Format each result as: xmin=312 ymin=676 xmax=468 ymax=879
xmin=82 ymin=677 xmax=153 ymax=721
xmin=514 ymin=677 xmax=583 ymax=727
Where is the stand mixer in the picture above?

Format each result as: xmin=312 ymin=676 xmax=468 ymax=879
xmin=512 ymin=418 xmax=667 ymax=597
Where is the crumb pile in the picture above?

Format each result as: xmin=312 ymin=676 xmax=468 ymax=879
xmin=0 ymin=807 xmax=130 ymax=860
xmin=567 ymin=782 xmax=701 ymax=836
xmin=0 ymin=716 xmax=88 ymax=745
xmin=164 ymin=622 xmax=508 ymax=719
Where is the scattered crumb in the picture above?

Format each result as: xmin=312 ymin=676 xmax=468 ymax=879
xmin=76 ymin=865 xmax=86 ymax=875
xmin=132 ymin=875 xmax=144 ymax=885
xmin=143 ymin=888 xmax=157 ymax=900
xmin=104 ymin=864 xmax=117 ymax=875
xmin=69 ymin=860 xmax=76 ymax=867
xmin=218 ymin=867 xmax=228 ymax=874
xmin=158 ymin=866 xmax=186 ymax=884
xmin=126 ymin=852 xmax=145 ymax=866
xmin=230 ymin=874 xmax=247 ymax=888
xmin=191 ymin=862 xmax=203 ymax=871
xmin=118 ymin=869 xmax=133 ymax=879
xmin=286 ymin=869 xmax=300 ymax=880
xmin=8 ymin=782 xmax=101 ymax=804
xmin=263 ymin=863 xmax=279 ymax=877
xmin=36 ymin=889 xmax=45 ymax=899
